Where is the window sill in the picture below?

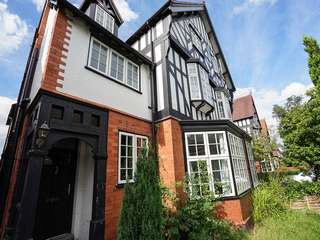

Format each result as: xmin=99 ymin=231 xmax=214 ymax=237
xmin=115 ymin=182 xmax=134 ymax=189
xmin=85 ymin=66 xmax=142 ymax=95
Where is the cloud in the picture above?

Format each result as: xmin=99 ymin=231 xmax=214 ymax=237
xmin=0 ymin=96 xmax=15 ymax=153
xmin=0 ymin=2 xmax=28 ymax=57
xmin=32 ymin=0 xmax=45 ymax=12
xmin=113 ymin=0 xmax=138 ymax=22
xmin=233 ymin=0 xmax=278 ymax=15
xmin=234 ymin=82 xmax=313 ymax=143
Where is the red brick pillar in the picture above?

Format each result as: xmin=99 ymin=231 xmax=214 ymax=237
xmin=156 ymin=118 xmax=185 ymax=204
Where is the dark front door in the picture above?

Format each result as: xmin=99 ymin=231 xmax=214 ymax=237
xmin=33 ymin=139 xmax=78 ymax=240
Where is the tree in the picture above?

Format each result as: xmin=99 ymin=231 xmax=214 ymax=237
xmin=272 ymin=36 xmax=320 ymax=179
xmin=118 ymin=148 xmax=163 ymax=240
xmin=252 ymin=135 xmax=277 ymax=162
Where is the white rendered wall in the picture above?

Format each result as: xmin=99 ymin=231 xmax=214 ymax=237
xmin=72 ymin=141 xmax=94 ymax=240
xmin=60 ymin=19 xmax=152 ymax=120
xmin=30 ymin=8 xmax=57 ymax=100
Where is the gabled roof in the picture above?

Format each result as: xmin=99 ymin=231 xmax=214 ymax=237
xmin=126 ymin=0 xmax=235 ymax=91
xmin=232 ymin=94 xmax=257 ymax=121
xmin=260 ymin=118 xmax=269 ymax=137
xmin=79 ymin=0 xmax=123 ymax=25
xmin=58 ymin=0 xmax=152 ymax=66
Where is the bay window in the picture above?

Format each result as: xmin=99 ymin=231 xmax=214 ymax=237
xmin=246 ymin=141 xmax=259 ymax=187
xmin=228 ymin=133 xmax=251 ymax=194
xmin=95 ymin=5 xmax=115 ymax=33
xmin=186 ymin=132 xmax=234 ymax=197
xmin=118 ymin=132 xmax=148 ymax=184
xmin=88 ymin=38 xmax=140 ymax=91
xmin=216 ymin=91 xmax=231 ymax=119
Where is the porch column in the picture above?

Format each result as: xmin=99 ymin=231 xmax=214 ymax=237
xmin=89 ymin=154 xmax=107 ymax=240
xmin=15 ymin=149 xmax=46 ymax=240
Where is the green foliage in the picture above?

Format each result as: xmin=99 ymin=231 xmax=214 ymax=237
xmin=283 ymin=179 xmax=320 ymax=200
xmin=117 ymin=148 xmax=163 ymax=240
xmin=272 ymin=37 xmax=320 ymax=179
xmin=253 ymin=178 xmax=287 ymax=223
xmin=252 ymin=136 xmax=277 ymax=162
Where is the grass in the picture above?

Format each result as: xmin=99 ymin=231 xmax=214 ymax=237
xmin=249 ymin=210 xmax=320 ymax=240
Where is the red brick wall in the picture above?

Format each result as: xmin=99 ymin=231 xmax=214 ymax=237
xmin=42 ymin=8 xmax=72 ymax=92
xmin=105 ymin=111 xmax=152 ymax=240
xmin=216 ymin=191 xmax=253 ymax=227
xmin=156 ymin=118 xmax=185 ymax=203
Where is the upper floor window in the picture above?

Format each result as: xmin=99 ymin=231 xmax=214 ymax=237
xmin=88 ymin=38 xmax=140 ymax=91
xmin=199 ymin=66 xmax=213 ymax=105
xmin=187 ymin=63 xmax=201 ymax=99
xmin=191 ymin=27 xmax=202 ymax=52
xmin=216 ymin=91 xmax=231 ymax=119
xmin=95 ymin=5 xmax=114 ymax=33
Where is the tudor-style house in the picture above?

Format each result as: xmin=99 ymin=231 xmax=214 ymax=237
xmin=232 ymin=94 xmax=261 ymax=137
xmin=0 ymin=1 xmax=258 ymax=240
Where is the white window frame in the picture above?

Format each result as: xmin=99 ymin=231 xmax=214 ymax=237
xmin=118 ymin=131 xmax=148 ymax=184
xmin=185 ymin=131 xmax=235 ymax=197
xmin=187 ymin=63 xmax=201 ymax=100
xmin=228 ymin=133 xmax=251 ymax=194
xmin=109 ymin=50 xmax=125 ymax=82
xmin=95 ymin=5 xmax=115 ymax=33
xmin=126 ymin=60 xmax=140 ymax=90
xmin=216 ymin=91 xmax=231 ymax=119
xmin=88 ymin=38 xmax=140 ymax=91
xmin=246 ymin=141 xmax=259 ymax=187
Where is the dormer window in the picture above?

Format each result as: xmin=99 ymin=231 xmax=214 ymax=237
xmin=95 ymin=5 xmax=114 ymax=33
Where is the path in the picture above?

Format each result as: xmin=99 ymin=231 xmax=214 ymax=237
xmin=291 ymin=196 xmax=320 ymax=213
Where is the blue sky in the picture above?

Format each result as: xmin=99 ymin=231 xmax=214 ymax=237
xmin=0 ymin=0 xmax=319 ymax=149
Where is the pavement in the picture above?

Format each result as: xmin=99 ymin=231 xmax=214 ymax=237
xmin=290 ymin=196 xmax=320 ymax=213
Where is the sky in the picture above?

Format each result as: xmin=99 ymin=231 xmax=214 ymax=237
xmin=0 ymin=0 xmax=319 ymax=150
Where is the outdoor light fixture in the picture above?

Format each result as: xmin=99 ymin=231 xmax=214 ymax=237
xmin=36 ymin=121 xmax=50 ymax=148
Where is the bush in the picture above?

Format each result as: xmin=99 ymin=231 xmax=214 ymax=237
xmin=283 ymin=179 xmax=320 ymax=200
xmin=118 ymin=148 xmax=163 ymax=240
xmin=253 ymin=178 xmax=288 ymax=223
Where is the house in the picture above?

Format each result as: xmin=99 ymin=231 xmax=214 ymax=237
xmin=232 ymin=94 xmax=261 ymax=137
xmin=0 ymin=1 xmax=259 ymax=239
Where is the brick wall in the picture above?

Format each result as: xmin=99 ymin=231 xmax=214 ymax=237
xmin=42 ymin=8 xmax=72 ymax=92
xmin=105 ymin=110 xmax=152 ymax=240
xmin=157 ymin=118 xmax=186 ymax=205
xmin=216 ymin=191 xmax=253 ymax=227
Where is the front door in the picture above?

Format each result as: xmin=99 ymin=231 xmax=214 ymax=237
xmin=33 ymin=139 xmax=78 ymax=240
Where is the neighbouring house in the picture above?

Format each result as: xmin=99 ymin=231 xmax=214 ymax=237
xmin=232 ymin=94 xmax=261 ymax=137
xmin=0 ymin=1 xmax=259 ymax=240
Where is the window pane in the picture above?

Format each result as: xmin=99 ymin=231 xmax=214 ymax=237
xmin=187 ymin=135 xmax=196 ymax=145
xmin=111 ymin=52 xmax=118 ymax=79
xmin=98 ymin=45 xmax=108 ymax=73
xmin=50 ymin=105 xmax=64 ymax=120
xmin=197 ymin=145 xmax=205 ymax=155
xmin=120 ymin=169 xmax=126 ymax=181
xmin=90 ymin=41 xmax=100 ymax=69
xmin=188 ymin=146 xmax=197 ymax=156
xmin=121 ymin=157 xmax=126 ymax=168
xmin=72 ymin=110 xmax=83 ymax=124
xmin=196 ymin=134 xmax=204 ymax=144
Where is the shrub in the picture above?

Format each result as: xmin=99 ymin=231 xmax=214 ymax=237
xmin=118 ymin=148 xmax=163 ymax=240
xmin=283 ymin=179 xmax=320 ymax=200
xmin=253 ymin=178 xmax=288 ymax=223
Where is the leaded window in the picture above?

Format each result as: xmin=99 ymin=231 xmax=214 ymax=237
xmin=186 ymin=132 xmax=234 ymax=197
xmin=95 ymin=5 xmax=114 ymax=33
xmin=118 ymin=132 xmax=148 ymax=183
xmin=90 ymin=40 xmax=108 ymax=73
xmin=187 ymin=63 xmax=201 ymax=99
xmin=228 ymin=133 xmax=251 ymax=194
xmin=246 ymin=141 xmax=259 ymax=187
xmin=216 ymin=91 xmax=231 ymax=119
xmin=127 ymin=61 xmax=139 ymax=90
xmin=110 ymin=52 xmax=124 ymax=82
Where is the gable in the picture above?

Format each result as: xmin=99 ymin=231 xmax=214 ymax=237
xmin=80 ymin=0 xmax=123 ymax=25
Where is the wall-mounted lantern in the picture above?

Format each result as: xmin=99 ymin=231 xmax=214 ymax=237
xmin=36 ymin=121 xmax=50 ymax=148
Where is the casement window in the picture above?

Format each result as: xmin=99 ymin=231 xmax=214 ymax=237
xmin=90 ymin=40 xmax=108 ymax=73
xmin=216 ymin=91 xmax=231 ymax=119
xmin=127 ymin=61 xmax=139 ymax=89
xmin=186 ymin=132 xmax=235 ymax=197
xmin=118 ymin=132 xmax=148 ymax=184
xmin=187 ymin=63 xmax=201 ymax=99
xmin=110 ymin=51 xmax=124 ymax=82
xmin=191 ymin=27 xmax=202 ymax=51
xmin=261 ymin=160 xmax=272 ymax=173
xmin=88 ymin=38 xmax=140 ymax=91
xmin=228 ymin=133 xmax=251 ymax=194
xmin=199 ymin=66 xmax=213 ymax=105
xmin=95 ymin=5 xmax=114 ymax=33
xmin=246 ymin=141 xmax=259 ymax=187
